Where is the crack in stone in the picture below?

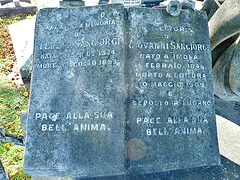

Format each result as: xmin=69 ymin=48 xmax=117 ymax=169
xmin=81 ymin=89 xmax=102 ymax=105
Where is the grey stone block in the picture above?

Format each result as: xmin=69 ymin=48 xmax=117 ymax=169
xmin=8 ymin=17 xmax=35 ymax=85
xmin=125 ymin=7 xmax=220 ymax=174
xmin=215 ymin=96 xmax=240 ymax=125
xmin=212 ymin=38 xmax=240 ymax=101
xmin=76 ymin=155 xmax=240 ymax=180
xmin=209 ymin=0 xmax=240 ymax=49
xmin=23 ymin=4 xmax=126 ymax=178
xmin=20 ymin=112 xmax=28 ymax=139
xmin=0 ymin=2 xmax=38 ymax=16
xmin=22 ymin=112 xmax=240 ymax=179
xmin=23 ymin=4 xmax=220 ymax=178
xmin=0 ymin=0 xmax=31 ymax=6
xmin=59 ymin=1 xmax=84 ymax=7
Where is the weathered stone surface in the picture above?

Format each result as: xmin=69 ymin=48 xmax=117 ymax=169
xmin=75 ymin=114 xmax=240 ymax=179
xmin=23 ymin=111 xmax=240 ymax=179
xmin=212 ymin=38 xmax=240 ymax=101
xmin=211 ymin=33 xmax=239 ymax=65
xmin=98 ymin=0 xmax=109 ymax=5
xmin=76 ymin=155 xmax=240 ymax=180
xmin=208 ymin=0 xmax=240 ymax=103
xmin=0 ymin=0 xmax=31 ymax=6
xmin=125 ymin=7 xmax=220 ymax=174
xmin=20 ymin=112 xmax=28 ymax=139
xmin=23 ymin=4 xmax=126 ymax=178
xmin=0 ymin=2 xmax=38 ymax=16
xmin=201 ymin=0 xmax=220 ymax=20
xmin=166 ymin=0 xmax=182 ymax=17
xmin=59 ymin=0 xmax=84 ymax=7
xmin=215 ymin=97 xmax=240 ymax=123
xmin=141 ymin=0 xmax=162 ymax=8
xmin=23 ymin=4 xmax=221 ymax=178
xmin=209 ymin=0 xmax=240 ymax=50
xmin=229 ymin=38 xmax=240 ymax=97
xmin=8 ymin=18 xmax=35 ymax=85
xmin=160 ymin=0 xmax=196 ymax=11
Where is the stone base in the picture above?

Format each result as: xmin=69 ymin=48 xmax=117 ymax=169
xmin=75 ymin=155 xmax=240 ymax=180
xmin=59 ymin=1 xmax=84 ymax=7
xmin=0 ymin=0 xmax=31 ymax=6
xmin=20 ymin=113 xmax=240 ymax=179
xmin=0 ymin=2 xmax=38 ymax=16
xmin=214 ymin=96 xmax=240 ymax=124
xmin=32 ymin=177 xmax=73 ymax=180
xmin=0 ymin=6 xmax=37 ymax=16
xmin=28 ymin=155 xmax=240 ymax=179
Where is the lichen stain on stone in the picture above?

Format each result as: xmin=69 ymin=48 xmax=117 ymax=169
xmin=126 ymin=138 xmax=147 ymax=160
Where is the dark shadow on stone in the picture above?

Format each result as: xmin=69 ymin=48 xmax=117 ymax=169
xmin=201 ymin=0 xmax=220 ymax=20
xmin=212 ymin=33 xmax=240 ymax=66
xmin=20 ymin=112 xmax=28 ymax=139
xmin=77 ymin=155 xmax=240 ymax=180
xmin=20 ymin=54 xmax=32 ymax=87
xmin=215 ymin=96 xmax=240 ymax=126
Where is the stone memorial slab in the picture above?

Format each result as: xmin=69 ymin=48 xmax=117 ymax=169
xmin=24 ymin=4 xmax=221 ymax=178
xmin=8 ymin=18 xmax=36 ymax=84
xmin=75 ymin=155 xmax=240 ymax=180
xmin=98 ymin=0 xmax=109 ymax=5
xmin=0 ymin=1 xmax=38 ymax=16
xmin=125 ymin=7 xmax=220 ymax=174
xmin=23 ymin=4 xmax=126 ymax=178
xmin=59 ymin=0 xmax=84 ymax=7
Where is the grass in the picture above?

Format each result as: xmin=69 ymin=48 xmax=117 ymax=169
xmin=0 ymin=14 xmax=34 ymax=179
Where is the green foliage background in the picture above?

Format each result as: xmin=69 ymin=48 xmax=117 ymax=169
xmin=0 ymin=15 xmax=33 ymax=179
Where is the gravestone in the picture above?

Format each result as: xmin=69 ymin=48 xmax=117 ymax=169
xmin=23 ymin=4 xmax=126 ymax=178
xmin=23 ymin=4 xmax=220 ymax=178
xmin=0 ymin=0 xmax=38 ymax=16
xmin=98 ymin=0 xmax=109 ymax=5
xmin=59 ymin=0 xmax=84 ymax=7
xmin=141 ymin=0 xmax=162 ymax=7
xmin=8 ymin=18 xmax=36 ymax=85
xmin=125 ymin=7 xmax=220 ymax=174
